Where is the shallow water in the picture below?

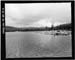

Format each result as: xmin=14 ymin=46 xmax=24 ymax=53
xmin=6 ymin=31 xmax=72 ymax=58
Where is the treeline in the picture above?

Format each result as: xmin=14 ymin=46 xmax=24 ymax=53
xmin=5 ymin=26 xmax=52 ymax=32
xmin=53 ymin=23 xmax=71 ymax=30
xmin=5 ymin=23 xmax=71 ymax=32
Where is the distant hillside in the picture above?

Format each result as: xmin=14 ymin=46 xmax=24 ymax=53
xmin=5 ymin=26 xmax=18 ymax=32
xmin=53 ymin=23 xmax=71 ymax=30
xmin=5 ymin=23 xmax=71 ymax=32
xmin=6 ymin=26 xmax=17 ymax=29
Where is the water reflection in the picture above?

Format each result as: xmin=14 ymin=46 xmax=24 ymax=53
xmin=6 ymin=31 xmax=72 ymax=58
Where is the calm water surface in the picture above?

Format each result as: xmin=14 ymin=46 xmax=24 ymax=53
xmin=6 ymin=31 xmax=72 ymax=58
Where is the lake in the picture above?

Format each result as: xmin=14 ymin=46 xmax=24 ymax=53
xmin=6 ymin=31 xmax=72 ymax=58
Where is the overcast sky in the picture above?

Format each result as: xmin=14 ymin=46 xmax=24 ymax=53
xmin=5 ymin=3 xmax=71 ymax=27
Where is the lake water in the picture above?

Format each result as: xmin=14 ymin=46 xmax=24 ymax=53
xmin=6 ymin=31 xmax=72 ymax=58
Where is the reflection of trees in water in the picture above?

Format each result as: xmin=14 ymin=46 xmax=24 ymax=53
xmin=35 ymin=30 xmax=71 ymax=36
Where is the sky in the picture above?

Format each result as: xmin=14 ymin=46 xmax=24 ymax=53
xmin=5 ymin=3 xmax=71 ymax=27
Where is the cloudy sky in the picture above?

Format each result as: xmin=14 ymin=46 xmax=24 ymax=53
xmin=5 ymin=3 xmax=71 ymax=27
